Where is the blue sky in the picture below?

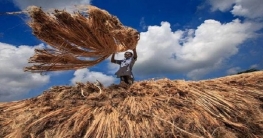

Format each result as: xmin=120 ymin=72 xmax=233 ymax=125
xmin=0 ymin=0 xmax=263 ymax=102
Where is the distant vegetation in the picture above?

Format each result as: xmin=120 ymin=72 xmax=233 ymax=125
xmin=237 ymin=68 xmax=259 ymax=74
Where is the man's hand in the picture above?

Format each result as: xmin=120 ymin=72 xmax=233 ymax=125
xmin=133 ymin=48 xmax=137 ymax=60
xmin=111 ymin=53 xmax=116 ymax=63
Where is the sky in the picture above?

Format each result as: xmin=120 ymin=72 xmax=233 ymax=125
xmin=0 ymin=0 xmax=263 ymax=102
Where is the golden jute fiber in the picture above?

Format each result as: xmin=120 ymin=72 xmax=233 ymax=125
xmin=1 ymin=71 xmax=263 ymax=137
xmin=24 ymin=5 xmax=139 ymax=72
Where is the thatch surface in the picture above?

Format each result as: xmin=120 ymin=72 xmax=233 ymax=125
xmin=1 ymin=71 xmax=263 ymax=138
xmin=24 ymin=5 xmax=139 ymax=72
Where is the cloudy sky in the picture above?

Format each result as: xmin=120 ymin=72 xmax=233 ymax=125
xmin=0 ymin=0 xmax=263 ymax=102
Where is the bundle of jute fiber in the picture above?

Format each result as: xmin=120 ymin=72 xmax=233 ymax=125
xmin=1 ymin=71 xmax=263 ymax=137
xmin=24 ymin=5 xmax=139 ymax=72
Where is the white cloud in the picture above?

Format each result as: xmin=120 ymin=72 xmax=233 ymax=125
xmin=231 ymin=0 xmax=263 ymax=19
xmin=208 ymin=0 xmax=236 ymax=12
xmin=131 ymin=20 xmax=262 ymax=79
xmin=208 ymin=0 xmax=263 ymax=19
xmin=227 ymin=67 xmax=241 ymax=75
xmin=0 ymin=42 xmax=50 ymax=102
xmin=12 ymin=0 xmax=91 ymax=10
xmin=140 ymin=17 xmax=147 ymax=30
xmin=250 ymin=64 xmax=258 ymax=69
xmin=71 ymin=68 xmax=116 ymax=86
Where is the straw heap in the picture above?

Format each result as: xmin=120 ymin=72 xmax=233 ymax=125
xmin=1 ymin=71 xmax=263 ymax=138
xmin=24 ymin=5 xmax=139 ymax=72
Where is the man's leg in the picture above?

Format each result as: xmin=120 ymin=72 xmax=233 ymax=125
xmin=126 ymin=75 xmax=134 ymax=85
xmin=120 ymin=76 xmax=134 ymax=85
xmin=120 ymin=76 xmax=125 ymax=83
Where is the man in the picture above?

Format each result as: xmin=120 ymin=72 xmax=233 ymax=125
xmin=111 ymin=48 xmax=137 ymax=85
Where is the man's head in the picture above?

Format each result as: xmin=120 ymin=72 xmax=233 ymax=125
xmin=124 ymin=51 xmax=133 ymax=59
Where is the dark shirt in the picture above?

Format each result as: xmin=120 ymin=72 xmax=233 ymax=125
xmin=114 ymin=57 xmax=136 ymax=77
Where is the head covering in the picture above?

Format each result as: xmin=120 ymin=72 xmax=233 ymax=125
xmin=125 ymin=50 xmax=133 ymax=55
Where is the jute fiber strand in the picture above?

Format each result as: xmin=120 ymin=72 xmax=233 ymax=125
xmin=1 ymin=71 xmax=263 ymax=137
xmin=24 ymin=5 xmax=140 ymax=72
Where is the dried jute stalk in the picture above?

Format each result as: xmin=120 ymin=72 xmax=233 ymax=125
xmin=24 ymin=5 xmax=140 ymax=72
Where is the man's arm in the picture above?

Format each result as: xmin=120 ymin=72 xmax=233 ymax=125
xmin=111 ymin=53 xmax=116 ymax=63
xmin=133 ymin=48 xmax=137 ymax=60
